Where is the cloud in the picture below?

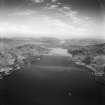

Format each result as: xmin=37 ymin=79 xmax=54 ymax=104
xmin=44 ymin=4 xmax=92 ymax=28
xmin=31 ymin=0 xmax=44 ymax=3
xmin=8 ymin=10 xmax=37 ymax=16
xmin=0 ymin=2 xmax=99 ymax=39
xmin=0 ymin=22 xmax=33 ymax=35
xmin=30 ymin=0 xmax=58 ymax=3
xmin=0 ymin=15 xmax=94 ymax=39
xmin=51 ymin=0 xmax=58 ymax=3
xmin=8 ymin=8 xmax=91 ymax=29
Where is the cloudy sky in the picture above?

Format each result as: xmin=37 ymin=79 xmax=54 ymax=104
xmin=0 ymin=0 xmax=104 ymax=39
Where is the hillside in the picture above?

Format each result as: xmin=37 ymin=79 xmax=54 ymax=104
xmin=0 ymin=38 xmax=52 ymax=79
xmin=62 ymin=38 xmax=105 ymax=48
xmin=67 ymin=42 xmax=105 ymax=76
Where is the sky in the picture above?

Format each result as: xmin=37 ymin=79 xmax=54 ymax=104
xmin=0 ymin=0 xmax=104 ymax=39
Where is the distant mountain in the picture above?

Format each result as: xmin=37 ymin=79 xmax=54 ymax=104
xmin=62 ymin=38 xmax=105 ymax=49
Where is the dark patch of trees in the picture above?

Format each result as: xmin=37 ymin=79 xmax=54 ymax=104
xmin=67 ymin=43 xmax=105 ymax=76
